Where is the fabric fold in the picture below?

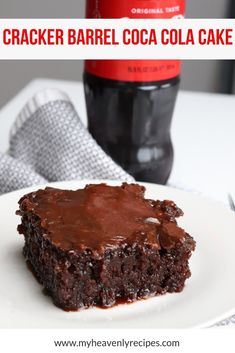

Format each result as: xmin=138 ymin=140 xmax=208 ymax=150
xmin=0 ymin=88 xmax=133 ymax=195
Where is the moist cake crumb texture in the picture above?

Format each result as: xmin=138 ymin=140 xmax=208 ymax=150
xmin=17 ymin=183 xmax=196 ymax=311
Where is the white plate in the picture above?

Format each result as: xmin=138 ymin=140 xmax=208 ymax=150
xmin=0 ymin=180 xmax=235 ymax=329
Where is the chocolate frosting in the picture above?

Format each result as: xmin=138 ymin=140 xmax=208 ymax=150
xmin=18 ymin=183 xmax=186 ymax=252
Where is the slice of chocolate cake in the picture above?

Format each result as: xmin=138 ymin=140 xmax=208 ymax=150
xmin=17 ymin=183 xmax=195 ymax=311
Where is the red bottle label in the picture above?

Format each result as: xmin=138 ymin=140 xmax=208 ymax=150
xmin=85 ymin=0 xmax=185 ymax=82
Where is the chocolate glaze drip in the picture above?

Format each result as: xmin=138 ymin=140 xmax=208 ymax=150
xmin=17 ymin=183 xmax=186 ymax=252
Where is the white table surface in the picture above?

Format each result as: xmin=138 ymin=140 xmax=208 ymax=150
xmin=0 ymin=79 xmax=235 ymax=327
xmin=0 ymin=78 xmax=235 ymax=205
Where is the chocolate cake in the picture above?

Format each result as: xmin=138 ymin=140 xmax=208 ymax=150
xmin=17 ymin=183 xmax=195 ymax=311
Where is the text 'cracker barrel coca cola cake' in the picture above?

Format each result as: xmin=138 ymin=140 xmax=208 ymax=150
xmin=17 ymin=183 xmax=195 ymax=311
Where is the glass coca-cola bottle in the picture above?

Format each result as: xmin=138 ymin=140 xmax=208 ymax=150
xmin=84 ymin=0 xmax=185 ymax=184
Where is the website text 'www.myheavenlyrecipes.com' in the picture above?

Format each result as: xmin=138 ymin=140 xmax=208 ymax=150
xmin=54 ymin=338 xmax=180 ymax=349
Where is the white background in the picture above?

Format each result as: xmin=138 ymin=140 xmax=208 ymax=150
xmin=0 ymin=329 xmax=234 ymax=353
xmin=0 ymin=19 xmax=235 ymax=59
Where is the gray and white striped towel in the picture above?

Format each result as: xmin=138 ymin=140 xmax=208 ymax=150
xmin=0 ymin=89 xmax=133 ymax=194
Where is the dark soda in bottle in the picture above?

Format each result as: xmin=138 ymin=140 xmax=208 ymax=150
xmin=84 ymin=0 xmax=185 ymax=184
